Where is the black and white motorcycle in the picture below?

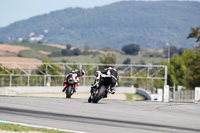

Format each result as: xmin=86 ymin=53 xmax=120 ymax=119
xmin=88 ymin=71 xmax=117 ymax=103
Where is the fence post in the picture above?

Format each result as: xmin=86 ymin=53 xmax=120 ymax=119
xmin=27 ymin=75 xmax=30 ymax=86
xmin=9 ymin=74 xmax=12 ymax=87
xmin=83 ymin=76 xmax=86 ymax=86
xmin=164 ymin=66 xmax=168 ymax=85
xmin=157 ymin=89 xmax=163 ymax=102
xmin=173 ymin=83 xmax=175 ymax=102
xmin=80 ymin=64 xmax=82 ymax=70
xmin=195 ymin=87 xmax=200 ymax=102
xmin=164 ymin=85 xmax=169 ymax=102
xmin=44 ymin=75 xmax=46 ymax=86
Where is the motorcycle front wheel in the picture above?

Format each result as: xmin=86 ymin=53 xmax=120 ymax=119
xmin=92 ymin=85 xmax=106 ymax=103
xmin=66 ymin=85 xmax=73 ymax=98
xmin=88 ymin=96 xmax=92 ymax=103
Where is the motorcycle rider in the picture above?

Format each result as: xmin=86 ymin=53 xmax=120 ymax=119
xmin=91 ymin=66 xmax=118 ymax=98
xmin=62 ymin=69 xmax=85 ymax=92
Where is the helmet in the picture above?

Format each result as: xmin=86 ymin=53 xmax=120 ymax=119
xmin=74 ymin=69 xmax=79 ymax=72
xmin=95 ymin=71 xmax=101 ymax=76
xmin=72 ymin=69 xmax=79 ymax=74
xmin=106 ymin=65 xmax=113 ymax=69
xmin=80 ymin=70 xmax=85 ymax=76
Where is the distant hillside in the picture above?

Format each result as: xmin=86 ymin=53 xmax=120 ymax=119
xmin=0 ymin=1 xmax=199 ymax=49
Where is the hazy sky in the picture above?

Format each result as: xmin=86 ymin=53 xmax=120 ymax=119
xmin=0 ymin=0 xmax=199 ymax=27
xmin=0 ymin=0 xmax=124 ymax=27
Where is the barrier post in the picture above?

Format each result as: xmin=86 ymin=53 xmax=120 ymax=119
xmin=164 ymin=85 xmax=169 ymax=102
xmin=157 ymin=89 xmax=163 ymax=102
xmin=195 ymin=87 xmax=200 ymax=102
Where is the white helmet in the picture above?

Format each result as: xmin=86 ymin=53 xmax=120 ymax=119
xmin=95 ymin=71 xmax=101 ymax=76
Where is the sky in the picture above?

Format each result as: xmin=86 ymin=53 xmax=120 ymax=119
xmin=0 ymin=0 xmax=124 ymax=27
xmin=0 ymin=0 xmax=199 ymax=28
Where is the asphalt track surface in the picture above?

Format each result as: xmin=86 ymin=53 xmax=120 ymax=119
xmin=0 ymin=96 xmax=200 ymax=133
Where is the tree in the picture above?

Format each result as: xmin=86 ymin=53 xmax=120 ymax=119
xmin=66 ymin=44 xmax=72 ymax=50
xmin=82 ymin=45 xmax=90 ymax=55
xmin=62 ymin=44 xmax=81 ymax=56
xmin=72 ymin=48 xmax=81 ymax=56
xmin=22 ymin=40 xmax=30 ymax=43
xmin=182 ymin=50 xmax=200 ymax=89
xmin=162 ymin=27 xmax=200 ymax=89
xmin=187 ymin=26 xmax=200 ymax=43
xmin=61 ymin=49 xmax=72 ymax=56
xmin=123 ymin=58 xmax=131 ymax=64
xmin=162 ymin=49 xmax=200 ymax=89
xmin=36 ymin=59 xmax=62 ymax=75
xmin=37 ymin=41 xmax=43 ymax=44
xmin=178 ymin=47 xmax=186 ymax=55
xmin=122 ymin=43 xmax=140 ymax=55
xmin=99 ymin=53 xmax=116 ymax=64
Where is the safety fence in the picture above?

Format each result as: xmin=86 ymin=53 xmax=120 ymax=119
xmin=170 ymin=90 xmax=195 ymax=103
xmin=0 ymin=74 xmax=163 ymax=90
xmin=0 ymin=62 xmax=167 ymax=89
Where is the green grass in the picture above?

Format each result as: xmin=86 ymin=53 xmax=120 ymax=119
xmin=115 ymin=53 xmax=163 ymax=64
xmin=51 ymin=54 xmax=101 ymax=63
xmin=10 ymin=42 xmax=62 ymax=52
xmin=52 ymin=53 xmax=164 ymax=64
xmin=8 ymin=42 xmax=164 ymax=64
xmin=125 ymin=93 xmax=146 ymax=101
xmin=18 ymin=49 xmax=48 ymax=60
xmin=0 ymin=123 xmax=72 ymax=133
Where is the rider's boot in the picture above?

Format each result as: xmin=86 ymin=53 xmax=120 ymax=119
xmin=110 ymin=88 xmax=116 ymax=94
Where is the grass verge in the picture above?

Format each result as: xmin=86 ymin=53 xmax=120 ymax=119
xmin=125 ymin=93 xmax=146 ymax=101
xmin=0 ymin=123 xmax=72 ymax=133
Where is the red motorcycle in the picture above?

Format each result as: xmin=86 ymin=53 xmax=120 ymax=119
xmin=63 ymin=70 xmax=85 ymax=98
xmin=63 ymin=73 xmax=78 ymax=98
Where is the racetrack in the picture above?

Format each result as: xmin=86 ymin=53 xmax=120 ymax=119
xmin=0 ymin=96 xmax=200 ymax=133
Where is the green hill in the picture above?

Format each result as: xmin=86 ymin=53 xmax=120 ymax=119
xmin=0 ymin=1 xmax=199 ymax=49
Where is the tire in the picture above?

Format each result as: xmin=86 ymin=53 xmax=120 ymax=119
xmin=66 ymin=85 xmax=73 ymax=98
xmin=88 ymin=96 xmax=92 ymax=103
xmin=92 ymin=85 xmax=106 ymax=103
